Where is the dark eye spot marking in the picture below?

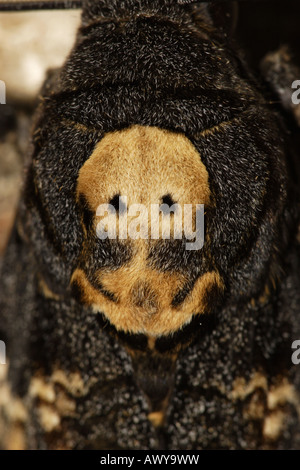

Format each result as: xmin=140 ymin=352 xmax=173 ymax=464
xmin=78 ymin=193 xmax=94 ymax=231
xmin=109 ymin=194 xmax=127 ymax=214
xmin=161 ymin=194 xmax=176 ymax=207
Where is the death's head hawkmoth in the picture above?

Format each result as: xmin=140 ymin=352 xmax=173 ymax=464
xmin=0 ymin=0 xmax=300 ymax=450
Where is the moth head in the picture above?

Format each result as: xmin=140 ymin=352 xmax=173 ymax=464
xmin=71 ymin=125 xmax=224 ymax=337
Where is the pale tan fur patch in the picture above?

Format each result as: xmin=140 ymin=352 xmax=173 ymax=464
xmin=231 ymin=372 xmax=268 ymax=401
xmin=38 ymin=277 xmax=61 ymax=301
xmin=148 ymin=411 xmax=165 ymax=428
xmin=5 ymin=424 xmax=26 ymax=450
xmin=28 ymin=371 xmax=82 ymax=433
xmin=267 ymin=378 xmax=298 ymax=411
xmin=28 ymin=376 xmax=76 ymax=420
xmin=0 ymin=365 xmax=28 ymax=424
xmin=0 ymin=363 xmax=28 ymax=450
xmin=77 ymin=125 xmax=210 ymax=216
xmin=29 ymin=377 xmax=56 ymax=404
xmin=0 ymin=383 xmax=28 ymax=423
xmin=55 ymin=390 xmax=76 ymax=417
xmin=71 ymin=268 xmax=222 ymax=336
xmin=0 ymin=365 xmax=87 ymax=447
xmin=263 ymin=379 xmax=300 ymax=441
xmin=51 ymin=369 xmax=96 ymax=398
xmin=74 ymin=125 xmax=219 ymax=335
xmin=244 ymin=392 xmax=266 ymax=420
xmin=232 ymin=372 xmax=300 ymax=442
xmin=38 ymin=404 xmax=61 ymax=433
xmin=263 ymin=411 xmax=286 ymax=441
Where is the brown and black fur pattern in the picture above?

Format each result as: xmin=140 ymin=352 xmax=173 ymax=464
xmin=1 ymin=0 xmax=300 ymax=449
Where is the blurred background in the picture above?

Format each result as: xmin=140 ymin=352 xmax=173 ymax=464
xmin=0 ymin=0 xmax=299 ymax=253
xmin=0 ymin=8 xmax=80 ymax=252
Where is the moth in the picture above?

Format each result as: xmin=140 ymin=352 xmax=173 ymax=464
xmin=0 ymin=0 xmax=300 ymax=450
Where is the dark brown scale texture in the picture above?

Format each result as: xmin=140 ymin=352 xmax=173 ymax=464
xmin=0 ymin=0 xmax=300 ymax=450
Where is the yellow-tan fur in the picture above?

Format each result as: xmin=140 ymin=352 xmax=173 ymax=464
xmin=73 ymin=126 xmax=223 ymax=335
